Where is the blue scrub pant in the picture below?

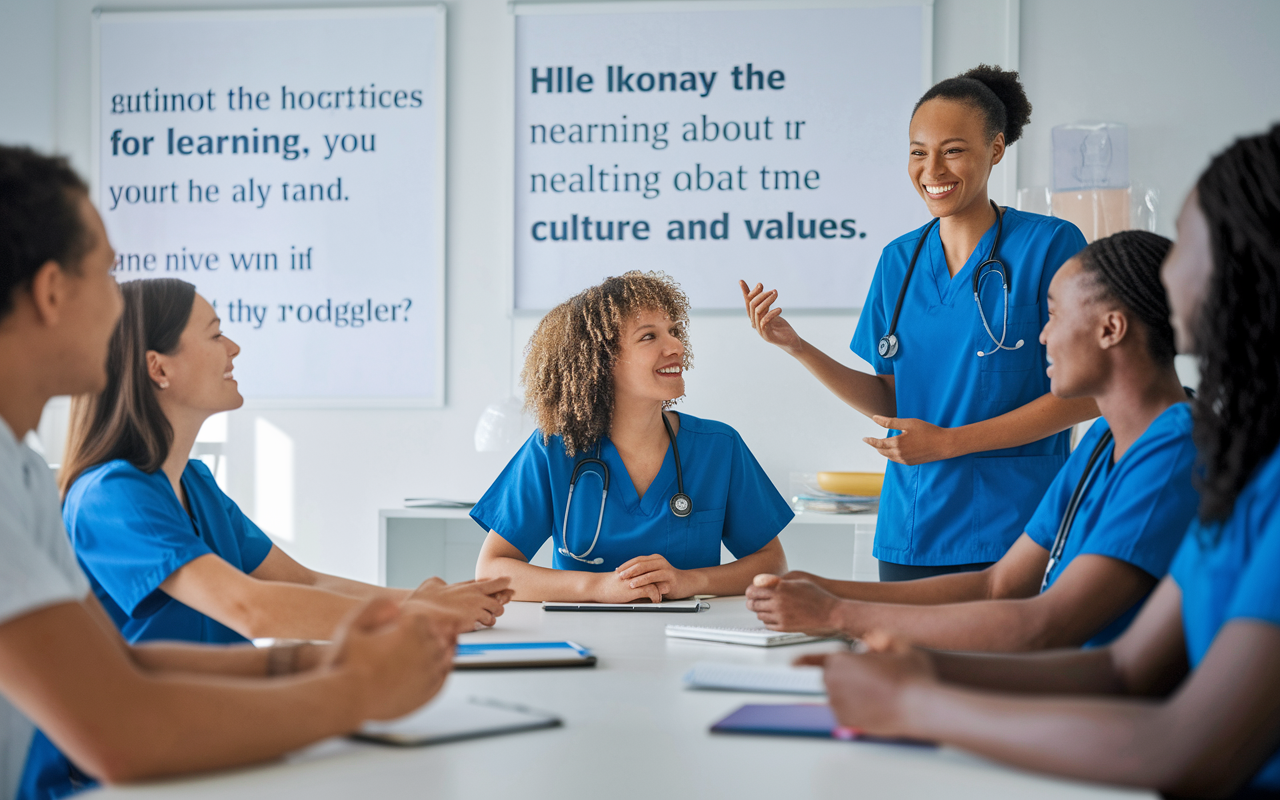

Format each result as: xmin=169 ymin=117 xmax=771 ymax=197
xmin=878 ymin=560 xmax=994 ymax=582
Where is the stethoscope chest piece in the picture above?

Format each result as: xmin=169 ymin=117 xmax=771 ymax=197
xmin=877 ymin=333 xmax=900 ymax=359
xmin=670 ymin=492 xmax=693 ymax=518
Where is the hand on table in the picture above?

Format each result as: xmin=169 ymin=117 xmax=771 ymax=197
xmin=406 ymin=576 xmax=514 ymax=634
xmin=740 ymin=281 xmax=803 ymax=355
xmin=746 ymin=574 xmax=844 ymax=635
xmin=795 ymin=631 xmax=937 ymax=737
xmin=326 ymin=598 xmax=456 ymax=722
xmin=613 ymin=553 xmax=702 ymax=602
xmin=863 ymin=415 xmax=959 ymax=466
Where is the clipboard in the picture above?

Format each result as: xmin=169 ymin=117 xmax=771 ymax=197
xmin=542 ymin=599 xmax=709 ymax=612
xmin=354 ymin=696 xmax=561 ymax=747
xmin=453 ymin=641 xmax=596 ymax=669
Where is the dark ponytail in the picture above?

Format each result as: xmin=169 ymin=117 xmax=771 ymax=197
xmin=1078 ymin=230 xmax=1176 ymax=366
xmin=913 ymin=64 xmax=1032 ymax=145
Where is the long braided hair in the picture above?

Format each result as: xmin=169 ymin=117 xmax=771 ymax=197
xmin=1192 ymin=125 xmax=1280 ymax=524
xmin=1077 ymin=230 xmax=1176 ymax=365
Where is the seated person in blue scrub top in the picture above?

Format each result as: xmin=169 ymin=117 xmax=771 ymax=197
xmin=748 ymin=231 xmax=1196 ymax=650
xmin=474 ymin=271 xmax=791 ymax=602
xmin=742 ymin=66 xmax=1097 ymax=582
xmin=0 ymin=146 xmax=451 ymax=800
xmin=805 ymin=126 xmax=1280 ymax=798
xmin=58 ymin=277 xmax=512 ymax=647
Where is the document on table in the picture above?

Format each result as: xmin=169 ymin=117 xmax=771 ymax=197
xmin=454 ymin=641 xmax=596 ymax=669
xmin=666 ymin=624 xmax=826 ymax=647
xmin=354 ymin=696 xmax=561 ymax=746
xmin=683 ymin=661 xmax=826 ymax=695
xmin=542 ymin=599 xmax=709 ymax=612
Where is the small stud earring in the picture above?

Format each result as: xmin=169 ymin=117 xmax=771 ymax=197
xmin=158 ymin=380 xmax=170 ymax=389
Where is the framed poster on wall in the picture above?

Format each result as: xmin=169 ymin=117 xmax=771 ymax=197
xmin=92 ymin=6 xmax=446 ymax=406
xmin=513 ymin=0 xmax=933 ymax=311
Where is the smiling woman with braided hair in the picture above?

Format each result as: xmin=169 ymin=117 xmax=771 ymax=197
xmin=748 ymin=229 xmax=1198 ymax=652
xmin=804 ymin=125 xmax=1280 ymax=798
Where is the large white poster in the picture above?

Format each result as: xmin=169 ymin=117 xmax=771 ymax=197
xmin=513 ymin=1 xmax=930 ymax=311
xmin=94 ymin=7 xmax=444 ymax=405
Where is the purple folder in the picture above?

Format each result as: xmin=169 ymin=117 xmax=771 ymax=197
xmin=711 ymin=704 xmax=935 ymax=747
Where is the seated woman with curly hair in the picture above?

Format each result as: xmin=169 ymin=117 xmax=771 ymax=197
xmin=472 ymin=271 xmax=791 ymax=602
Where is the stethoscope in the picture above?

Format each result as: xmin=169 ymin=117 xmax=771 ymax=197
xmin=558 ymin=412 xmax=692 ymax=565
xmin=1040 ymin=428 xmax=1113 ymax=592
xmin=878 ymin=200 xmax=1025 ymax=360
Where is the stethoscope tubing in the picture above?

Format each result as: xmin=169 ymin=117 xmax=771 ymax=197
xmin=880 ymin=200 xmax=1022 ymax=359
xmin=559 ymin=412 xmax=690 ymax=565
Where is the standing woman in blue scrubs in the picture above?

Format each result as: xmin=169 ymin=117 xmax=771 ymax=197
xmin=742 ymin=65 xmax=1094 ymax=580
xmin=474 ymin=271 xmax=791 ymax=601
xmin=806 ymin=126 xmax=1280 ymax=797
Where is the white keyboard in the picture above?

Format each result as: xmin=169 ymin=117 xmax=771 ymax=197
xmin=683 ymin=661 xmax=826 ymax=695
xmin=665 ymin=624 xmax=824 ymax=647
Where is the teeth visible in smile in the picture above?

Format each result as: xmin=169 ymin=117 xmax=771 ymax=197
xmin=657 ymin=366 xmax=681 ymax=374
xmin=224 ymin=371 xmax=234 ymax=379
xmin=925 ymin=183 xmax=957 ymax=195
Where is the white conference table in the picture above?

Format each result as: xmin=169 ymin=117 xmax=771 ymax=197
xmin=89 ymin=598 xmax=1152 ymax=800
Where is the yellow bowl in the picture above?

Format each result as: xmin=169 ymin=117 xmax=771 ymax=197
xmin=816 ymin=472 xmax=884 ymax=497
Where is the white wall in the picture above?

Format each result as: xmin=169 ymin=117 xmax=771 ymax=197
xmin=2 ymin=0 xmax=1273 ymax=583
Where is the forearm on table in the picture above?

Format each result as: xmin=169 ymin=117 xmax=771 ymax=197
xmin=476 ymin=555 xmax=595 ymax=602
xmin=89 ymin=668 xmax=359 ymax=784
xmin=687 ymin=541 xmax=788 ymax=597
xmin=308 ymin=572 xmax=408 ymax=602
xmin=949 ymin=394 xmax=1098 ymax=456
xmin=928 ymin=646 xmax=1124 ymax=695
xmin=789 ymin=339 xmax=896 ymax=418
xmin=129 ymin=640 xmax=331 ymax=678
xmin=833 ymin=596 xmax=1070 ymax=652
xmin=235 ymin=582 xmax=367 ymax=641
xmin=898 ymin=682 xmax=1176 ymax=790
xmin=815 ymin=568 xmax=992 ymax=605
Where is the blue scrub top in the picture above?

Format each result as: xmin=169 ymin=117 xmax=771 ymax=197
xmin=1171 ymin=442 xmax=1280 ymax=792
xmin=63 ymin=458 xmax=274 ymax=645
xmin=471 ymin=412 xmax=793 ymax=571
xmin=1026 ymin=404 xmax=1197 ymax=646
xmin=22 ymin=459 xmax=276 ymax=800
xmin=851 ymin=209 xmax=1087 ymax=566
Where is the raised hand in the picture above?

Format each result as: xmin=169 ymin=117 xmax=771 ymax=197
xmin=739 ymin=280 xmax=803 ymax=353
xmin=746 ymin=573 xmax=844 ymax=635
xmin=327 ymin=598 xmax=455 ymax=722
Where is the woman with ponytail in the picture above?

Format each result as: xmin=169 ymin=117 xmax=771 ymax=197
xmin=748 ymin=230 xmax=1197 ymax=652
xmin=807 ymin=126 xmax=1280 ymax=798
xmin=742 ymin=65 xmax=1096 ymax=581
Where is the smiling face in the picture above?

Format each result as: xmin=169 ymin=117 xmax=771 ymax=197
xmin=1040 ymin=258 xmax=1117 ymax=398
xmin=908 ymin=98 xmax=1004 ymax=218
xmin=1162 ymin=189 xmax=1214 ymax=355
xmin=612 ymin=307 xmax=686 ymax=407
xmin=150 ymin=293 xmax=243 ymax=416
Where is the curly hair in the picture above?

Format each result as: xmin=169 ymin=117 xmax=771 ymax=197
xmin=521 ymin=271 xmax=692 ymax=457
xmin=913 ymin=64 xmax=1032 ymax=146
xmin=1192 ymin=125 xmax=1280 ymax=525
xmin=1077 ymin=230 xmax=1176 ymax=366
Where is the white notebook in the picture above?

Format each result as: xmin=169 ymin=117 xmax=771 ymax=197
xmin=665 ymin=624 xmax=825 ymax=647
xmin=542 ymin=599 xmax=708 ymax=612
xmin=355 ymin=696 xmax=560 ymax=746
xmin=683 ymin=661 xmax=826 ymax=695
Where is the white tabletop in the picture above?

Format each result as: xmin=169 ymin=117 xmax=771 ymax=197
xmin=89 ymin=598 xmax=1152 ymax=800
